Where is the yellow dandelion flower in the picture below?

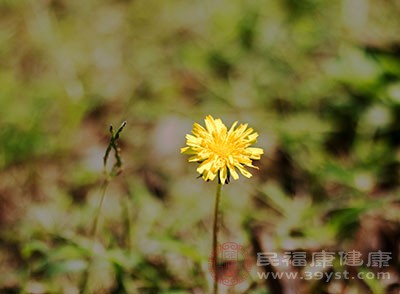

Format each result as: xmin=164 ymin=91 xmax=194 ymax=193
xmin=181 ymin=115 xmax=264 ymax=184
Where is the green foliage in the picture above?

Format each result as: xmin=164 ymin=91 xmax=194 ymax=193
xmin=0 ymin=0 xmax=399 ymax=293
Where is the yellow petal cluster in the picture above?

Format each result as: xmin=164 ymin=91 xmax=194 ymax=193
xmin=181 ymin=115 xmax=264 ymax=184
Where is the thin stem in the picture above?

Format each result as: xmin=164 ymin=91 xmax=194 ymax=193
xmin=80 ymin=121 xmax=126 ymax=293
xmin=80 ymin=178 xmax=109 ymax=294
xmin=122 ymin=175 xmax=132 ymax=252
xmin=212 ymin=183 xmax=222 ymax=294
xmin=90 ymin=179 xmax=109 ymax=238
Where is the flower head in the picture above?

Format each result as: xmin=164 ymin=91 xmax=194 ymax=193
xmin=181 ymin=115 xmax=264 ymax=184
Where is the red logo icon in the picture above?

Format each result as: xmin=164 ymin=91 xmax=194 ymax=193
xmin=209 ymin=242 xmax=252 ymax=286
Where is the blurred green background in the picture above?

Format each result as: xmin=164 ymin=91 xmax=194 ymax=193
xmin=1 ymin=0 xmax=400 ymax=293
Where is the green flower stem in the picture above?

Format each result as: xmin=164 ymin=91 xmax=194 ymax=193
xmin=90 ymin=178 xmax=109 ymax=238
xmin=80 ymin=178 xmax=109 ymax=294
xmin=212 ymin=183 xmax=222 ymax=294
xmin=122 ymin=175 xmax=133 ymax=252
xmin=80 ymin=121 xmax=126 ymax=293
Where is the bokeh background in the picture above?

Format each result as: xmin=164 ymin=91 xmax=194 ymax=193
xmin=1 ymin=0 xmax=400 ymax=293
